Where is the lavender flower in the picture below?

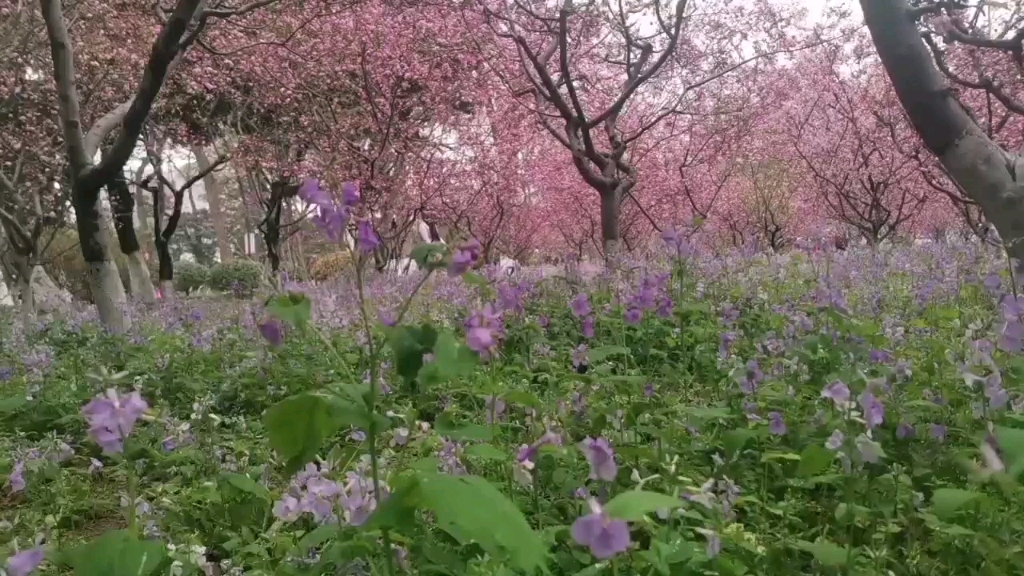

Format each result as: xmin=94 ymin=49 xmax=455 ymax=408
xmin=570 ymin=294 xmax=592 ymax=317
xmin=8 ymin=460 xmax=25 ymax=493
xmin=825 ymin=429 xmax=845 ymax=450
xmin=356 ymin=219 xmax=380 ymax=254
xmin=821 ymin=380 xmax=850 ymax=407
xmin=929 ymin=423 xmax=947 ymax=442
xmin=581 ymin=316 xmax=595 ymax=338
xmin=258 ymin=319 xmax=284 ymax=347
xmin=6 ymin=547 xmax=44 ymax=576
xmin=768 ymin=412 xmax=787 ymax=435
xmin=859 ymin=391 xmax=885 ymax=429
xmin=571 ymin=344 xmax=589 ymax=369
xmin=579 ymin=437 xmax=617 ymax=482
xmin=448 ymin=239 xmax=482 ymax=276
xmin=571 ymin=500 xmax=630 ymax=559
xmin=81 ymin=390 xmax=149 ymax=454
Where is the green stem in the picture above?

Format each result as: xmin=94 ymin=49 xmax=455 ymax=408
xmin=126 ymin=460 xmax=137 ymax=537
xmin=355 ymin=257 xmax=396 ymax=576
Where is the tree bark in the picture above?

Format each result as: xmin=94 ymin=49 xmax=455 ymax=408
xmin=108 ymin=170 xmax=157 ymax=303
xmin=76 ymin=187 xmax=130 ymax=331
xmin=193 ymin=145 xmax=233 ymax=263
xmin=861 ymin=0 xmax=1024 ymax=264
xmin=599 ymin=189 xmax=622 ymax=259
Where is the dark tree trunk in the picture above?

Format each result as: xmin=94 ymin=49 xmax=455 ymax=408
xmin=599 ymin=188 xmax=622 ymax=258
xmin=861 ymin=0 xmax=1024 ymax=264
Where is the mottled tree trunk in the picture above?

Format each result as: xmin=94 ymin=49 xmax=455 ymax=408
xmin=599 ymin=188 xmax=622 ymax=260
xmin=76 ymin=188 xmax=130 ymax=332
xmin=194 ymin=145 xmax=233 ymax=263
xmin=108 ymin=171 xmax=157 ymax=304
xmin=861 ymin=0 xmax=1024 ymax=265
xmin=155 ymin=235 xmax=174 ymax=300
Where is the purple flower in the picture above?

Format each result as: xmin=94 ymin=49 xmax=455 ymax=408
xmin=929 ymin=423 xmax=947 ymax=442
xmin=821 ymin=380 xmax=850 ymax=406
xmin=357 ymin=219 xmax=380 ymax=253
xmin=572 ymin=344 xmax=589 ymax=369
xmin=579 ymin=437 xmax=617 ymax=482
xmin=570 ymin=294 xmax=592 ymax=317
xmin=537 ymin=315 xmax=550 ymax=329
xmin=8 ymin=460 xmax=25 ymax=493
xmin=581 ymin=316 xmax=595 ymax=338
xmin=0 ymin=366 xmax=14 ymax=382
xmin=896 ymin=422 xmax=915 ymax=439
xmin=273 ymin=494 xmax=302 ymax=522
xmin=859 ymin=391 xmax=885 ymax=429
xmin=81 ymin=390 xmax=149 ymax=454
xmin=825 ymin=429 xmax=845 ymax=450
xmin=341 ymin=182 xmax=360 ymax=207
xmin=448 ymin=239 xmax=482 ymax=276
xmin=624 ymin=307 xmax=642 ymax=325
xmin=298 ymin=178 xmax=331 ymax=207
xmin=6 ymin=547 xmax=44 ymax=576
xmin=768 ymin=412 xmax=786 ymax=435
xmin=644 ymin=383 xmax=655 ymax=397
xmin=571 ymin=500 xmax=630 ymax=559
xmin=377 ymin=308 xmax=397 ymax=327
xmin=88 ymin=458 xmax=104 ymax=474
xmin=464 ymin=303 xmax=504 ymax=359
xmin=258 ymin=319 xmax=284 ymax=347
xmin=390 ymin=427 xmax=410 ymax=447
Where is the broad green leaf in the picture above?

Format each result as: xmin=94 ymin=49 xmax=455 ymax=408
xmin=723 ymin=428 xmax=756 ymax=457
xmin=410 ymin=242 xmax=448 ymax=269
xmin=588 ymin=346 xmax=631 ymax=362
xmin=797 ymin=444 xmax=834 ymax=477
xmin=0 ymin=396 xmax=26 ymax=414
xmin=264 ymin=393 xmax=369 ymax=473
xmin=793 ymin=539 xmax=851 ymax=567
xmin=502 ymin=390 xmax=543 ymax=409
xmin=604 ymin=490 xmax=682 ymax=521
xmin=463 ymin=443 xmax=507 ymax=461
xmin=298 ymin=524 xmax=341 ymax=552
xmin=761 ymin=451 xmax=801 ymax=462
xmin=384 ymin=324 xmax=438 ymax=386
xmin=220 ymin=473 xmax=271 ymax=501
xmin=931 ymin=488 xmax=983 ymax=520
xmin=266 ymin=292 xmax=312 ymax=326
xmin=418 ymin=331 xmax=477 ymax=387
xmin=435 ymin=413 xmax=492 ymax=441
xmin=994 ymin=426 xmax=1024 ymax=477
xmin=70 ymin=530 xmax=169 ymax=576
xmin=417 ymin=473 xmax=546 ymax=572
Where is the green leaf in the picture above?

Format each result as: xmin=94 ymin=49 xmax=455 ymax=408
xmin=604 ymin=490 xmax=682 ymax=521
xmin=502 ymin=390 xmax=543 ymax=409
xmin=722 ymin=428 xmax=756 ymax=457
xmin=797 ymin=444 xmax=834 ymax=477
xmin=418 ymin=331 xmax=477 ymax=387
xmin=70 ymin=530 xmax=170 ymax=576
xmin=266 ymin=292 xmax=312 ymax=326
xmin=416 ymin=473 xmax=546 ymax=572
xmin=588 ymin=346 xmax=630 ymax=362
xmin=264 ymin=393 xmax=368 ymax=473
xmin=410 ymin=242 xmax=448 ymax=270
xmin=931 ymin=488 xmax=983 ymax=520
xmin=384 ymin=324 xmax=438 ymax=386
xmin=793 ymin=539 xmax=851 ymax=567
xmin=220 ymin=473 xmax=271 ymax=501
xmin=298 ymin=524 xmax=341 ymax=552
xmin=761 ymin=451 xmax=801 ymax=463
xmin=435 ymin=413 xmax=492 ymax=441
xmin=0 ymin=396 xmax=26 ymax=414
xmin=463 ymin=443 xmax=507 ymax=461
xmin=994 ymin=426 xmax=1024 ymax=477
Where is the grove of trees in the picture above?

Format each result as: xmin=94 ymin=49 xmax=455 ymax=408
xmin=3 ymin=0 xmax=1024 ymax=330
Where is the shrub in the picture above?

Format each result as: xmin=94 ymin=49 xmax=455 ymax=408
xmin=209 ymin=260 xmax=264 ymax=297
xmin=309 ymin=251 xmax=352 ymax=282
xmin=173 ymin=261 xmax=210 ymax=294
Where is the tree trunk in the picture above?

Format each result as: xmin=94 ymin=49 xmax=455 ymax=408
xmin=599 ymin=189 xmax=622 ymax=260
xmin=19 ymin=269 xmax=34 ymax=327
xmin=155 ymin=236 xmax=174 ymax=300
xmin=194 ymin=145 xmax=233 ymax=263
xmin=861 ymin=0 xmax=1024 ymax=265
xmin=0 ymin=267 xmax=11 ymax=306
xmin=76 ymin=188 xmax=129 ymax=333
xmin=108 ymin=172 xmax=157 ymax=304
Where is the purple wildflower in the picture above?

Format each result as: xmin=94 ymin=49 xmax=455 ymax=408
xmin=579 ymin=437 xmax=617 ymax=482
xmin=896 ymin=422 xmax=915 ymax=439
xmin=357 ymin=219 xmax=380 ymax=254
xmin=768 ymin=412 xmax=786 ymax=435
xmin=581 ymin=316 xmax=595 ymax=338
xmin=8 ymin=460 xmax=25 ymax=493
xmin=341 ymin=182 xmax=361 ymax=207
xmin=929 ymin=423 xmax=947 ymax=442
xmin=821 ymin=380 xmax=851 ymax=406
xmin=825 ymin=429 xmax=845 ymax=450
xmin=859 ymin=391 xmax=885 ymax=429
xmin=571 ymin=500 xmax=630 ymax=559
xmin=448 ymin=239 xmax=482 ymax=276
xmin=570 ymin=294 xmax=592 ymax=317
xmin=572 ymin=344 xmax=589 ymax=369
xmin=81 ymin=390 xmax=149 ymax=454
xmin=624 ymin=307 xmax=642 ymax=325
xmin=6 ymin=547 xmax=45 ymax=576
xmin=258 ymin=319 xmax=284 ymax=347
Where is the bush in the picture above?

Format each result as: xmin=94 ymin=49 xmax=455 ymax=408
xmin=309 ymin=251 xmax=353 ymax=282
xmin=173 ymin=261 xmax=210 ymax=294
xmin=209 ymin=260 xmax=264 ymax=297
